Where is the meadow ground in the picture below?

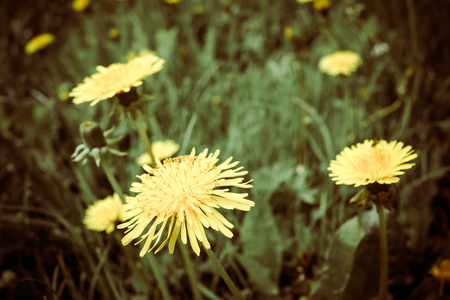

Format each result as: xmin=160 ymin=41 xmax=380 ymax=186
xmin=1 ymin=0 xmax=450 ymax=299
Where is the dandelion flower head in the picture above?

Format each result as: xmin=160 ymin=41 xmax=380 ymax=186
xmin=70 ymin=52 xmax=165 ymax=106
xmin=137 ymin=140 xmax=180 ymax=165
xmin=430 ymin=259 xmax=450 ymax=284
xmin=83 ymin=194 xmax=125 ymax=234
xmin=119 ymin=148 xmax=254 ymax=256
xmin=72 ymin=0 xmax=90 ymax=12
xmin=319 ymin=50 xmax=362 ymax=76
xmin=328 ymin=140 xmax=417 ymax=187
xmin=313 ymin=0 xmax=330 ymax=11
xmin=25 ymin=33 xmax=55 ymax=55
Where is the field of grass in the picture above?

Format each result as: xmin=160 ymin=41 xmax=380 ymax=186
xmin=1 ymin=0 xmax=450 ymax=299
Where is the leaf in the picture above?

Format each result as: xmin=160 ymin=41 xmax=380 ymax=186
xmin=238 ymin=204 xmax=284 ymax=296
xmin=155 ymin=28 xmax=179 ymax=60
xmin=251 ymin=160 xmax=296 ymax=202
xmin=310 ymin=215 xmax=366 ymax=300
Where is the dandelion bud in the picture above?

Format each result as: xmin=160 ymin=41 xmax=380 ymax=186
xmin=80 ymin=121 xmax=107 ymax=149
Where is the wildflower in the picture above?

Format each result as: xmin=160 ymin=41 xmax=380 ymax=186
xmin=137 ymin=140 xmax=180 ymax=165
xmin=319 ymin=50 xmax=362 ymax=76
xmin=284 ymin=26 xmax=294 ymax=42
xmin=69 ymin=52 xmax=165 ymax=106
xmin=83 ymin=194 xmax=125 ymax=234
xmin=72 ymin=121 xmax=126 ymax=167
xmin=58 ymin=91 xmax=70 ymax=101
xmin=430 ymin=259 xmax=450 ymax=284
xmin=296 ymin=0 xmax=313 ymax=3
xmin=164 ymin=0 xmax=180 ymax=3
xmin=193 ymin=5 xmax=206 ymax=15
xmin=109 ymin=28 xmax=120 ymax=40
xmin=328 ymin=139 xmax=417 ymax=187
xmin=118 ymin=148 xmax=254 ymax=256
xmin=72 ymin=0 xmax=90 ymax=12
xmin=25 ymin=33 xmax=55 ymax=55
xmin=313 ymin=0 xmax=330 ymax=12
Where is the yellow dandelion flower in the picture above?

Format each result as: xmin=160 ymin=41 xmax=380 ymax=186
xmin=284 ymin=26 xmax=294 ymax=42
xmin=69 ymin=52 xmax=165 ymax=106
xmin=319 ymin=50 xmax=362 ymax=76
xmin=83 ymin=194 xmax=125 ymax=234
xmin=430 ymin=259 xmax=450 ymax=284
xmin=25 ymin=33 xmax=55 ymax=55
xmin=72 ymin=0 xmax=90 ymax=12
xmin=164 ymin=0 xmax=180 ymax=3
xmin=58 ymin=91 xmax=70 ymax=101
xmin=313 ymin=0 xmax=330 ymax=11
xmin=193 ymin=5 xmax=206 ymax=15
xmin=137 ymin=140 xmax=180 ymax=165
xmin=118 ymin=148 xmax=254 ymax=256
xmin=328 ymin=140 xmax=418 ymax=187
xmin=109 ymin=28 xmax=120 ymax=39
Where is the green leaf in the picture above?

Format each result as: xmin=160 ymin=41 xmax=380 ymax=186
xmin=238 ymin=204 xmax=283 ymax=296
xmin=155 ymin=27 xmax=179 ymax=60
xmin=310 ymin=215 xmax=366 ymax=300
xmin=251 ymin=160 xmax=296 ymax=202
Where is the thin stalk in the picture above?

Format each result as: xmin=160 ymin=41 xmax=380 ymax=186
xmin=376 ymin=200 xmax=388 ymax=300
xmin=100 ymin=158 xmax=126 ymax=203
xmin=178 ymin=240 xmax=202 ymax=300
xmin=204 ymin=246 xmax=243 ymax=300
xmin=101 ymin=157 xmax=171 ymax=300
xmin=136 ymin=111 xmax=157 ymax=165
xmin=296 ymin=64 xmax=308 ymax=165
xmin=146 ymin=254 xmax=172 ymax=300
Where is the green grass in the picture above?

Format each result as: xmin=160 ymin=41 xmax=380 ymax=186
xmin=2 ymin=0 xmax=450 ymax=299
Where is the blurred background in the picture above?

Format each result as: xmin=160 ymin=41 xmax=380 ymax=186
xmin=1 ymin=0 xmax=450 ymax=299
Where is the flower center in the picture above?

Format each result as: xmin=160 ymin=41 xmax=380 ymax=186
xmin=354 ymin=147 xmax=391 ymax=180
xmin=149 ymin=155 xmax=219 ymax=217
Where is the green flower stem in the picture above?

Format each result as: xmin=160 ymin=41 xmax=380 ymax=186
xmin=376 ymin=200 xmax=388 ymax=300
xmin=146 ymin=254 xmax=172 ymax=300
xmin=136 ymin=111 xmax=157 ymax=165
xmin=100 ymin=158 xmax=126 ymax=203
xmin=178 ymin=240 xmax=202 ymax=300
xmin=204 ymin=246 xmax=243 ymax=300
xmin=100 ymin=158 xmax=171 ymax=300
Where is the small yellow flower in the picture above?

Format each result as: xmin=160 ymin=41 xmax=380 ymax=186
xmin=164 ymin=0 xmax=180 ymax=3
xmin=137 ymin=140 xmax=180 ymax=165
xmin=25 ymin=33 xmax=55 ymax=55
xmin=83 ymin=194 xmax=125 ymax=234
xmin=193 ymin=5 xmax=206 ymax=15
xmin=58 ymin=91 xmax=70 ymax=101
xmin=70 ymin=52 xmax=165 ymax=106
xmin=430 ymin=259 xmax=450 ymax=284
xmin=284 ymin=26 xmax=294 ymax=42
xmin=313 ymin=0 xmax=330 ymax=11
xmin=109 ymin=28 xmax=120 ymax=39
xmin=329 ymin=140 xmax=418 ymax=187
xmin=319 ymin=50 xmax=362 ymax=76
xmin=297 ymin=0 xmax=313 ymax=3
xmin=72 ymin=0 xmax=90 ymax=12
xmin=119 ymin=148 xmax=254 ymax=256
